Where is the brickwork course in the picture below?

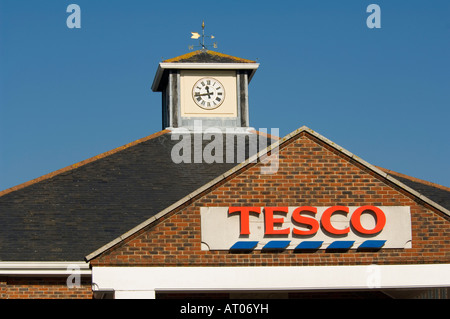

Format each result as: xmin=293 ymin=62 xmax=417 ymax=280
xmin=0 ymin=277 xmax=92 ymax=299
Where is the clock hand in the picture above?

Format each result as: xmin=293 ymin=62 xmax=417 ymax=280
xmin=205 ymin=86 xmax=212 ymax=98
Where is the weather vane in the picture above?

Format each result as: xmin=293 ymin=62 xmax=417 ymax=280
xmin=189 ymin=21 xmax=217 ymax=51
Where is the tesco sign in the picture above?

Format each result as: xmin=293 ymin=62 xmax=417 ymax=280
xmin=229 ymin=206 xmax=386 ymax=236
xmin=200 ymin=206 xmax=412 ymax=250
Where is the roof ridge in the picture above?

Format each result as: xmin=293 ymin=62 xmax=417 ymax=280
xmin=376 ymin=166 xmax=450 ymax=192
xmin=0 ymin=130 xmax=170 ymax=198
xmin=250 ymin=129 xmax=280 ymax=141
xmin=163 ymin=50 xmax=200 ymax=62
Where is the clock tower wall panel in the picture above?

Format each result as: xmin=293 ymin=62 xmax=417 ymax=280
xmin=180 ymin=70 xmax=237 ymax=118
xmin=169 ymin=71 xmax=180 ymax=128
xmin=238 ymin=71 xmax=249 ymax=127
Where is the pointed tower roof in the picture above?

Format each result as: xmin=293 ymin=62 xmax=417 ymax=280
xmin=163 ymin=50 xmax=257 ymax=63
xmin=151 ymin=50 xmax=259 ymax=92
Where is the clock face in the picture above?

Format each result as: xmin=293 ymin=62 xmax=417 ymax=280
xmin=192 ymin=77 xmax=225 ymax=109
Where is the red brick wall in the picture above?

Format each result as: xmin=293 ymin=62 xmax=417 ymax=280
xmin=0 ymin=276 xmax=92 ymax=299
xmin=91 ymin=132 xmax=450 ymax=267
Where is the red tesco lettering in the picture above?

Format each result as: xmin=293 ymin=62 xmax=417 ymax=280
xmin=229 ymin=206 xmax=386 ymax=236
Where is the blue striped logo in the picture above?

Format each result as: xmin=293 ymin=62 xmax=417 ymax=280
xmin=229 ymin=240 xmax=386 ymax=251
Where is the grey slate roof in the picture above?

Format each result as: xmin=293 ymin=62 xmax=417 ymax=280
xmin=389 ymin=175 xmax=450 ymax=211
xmin=0 ymin=131 xmax=273 ymax=261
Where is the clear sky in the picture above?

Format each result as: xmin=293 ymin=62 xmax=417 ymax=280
xmin=0 ymin=0 xmax=449 ymax=191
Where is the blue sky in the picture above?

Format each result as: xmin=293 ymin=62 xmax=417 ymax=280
xmin=0 ymin=0 xmax=449 ymax=191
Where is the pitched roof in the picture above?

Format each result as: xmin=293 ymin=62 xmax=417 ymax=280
xmin=85 ymin=126 xmax=450 ymax=261
xmin=0 ymin=130 xmax=169 ymax=198
xmin=377 ymin=166 xmax=450 ymax=211
xmin=163 ymin=50 xmax=256 ymax=64
xmin=151 ymin=50 xmax=259 ymax=92
xmin=1 ymin=126 xmax=448 ymax=263
xmin=0 ymin=130 xmax=274 ymax=261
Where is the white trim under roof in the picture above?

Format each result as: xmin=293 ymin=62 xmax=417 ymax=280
xmin=0 ymin=261 xmax=91 ymax=276
xmin=85 ymin=126 xmax=450 ymax=261
xmin=92 ymin=264 xmax=450 ymax=299
xmin=151 ymin=62 xmax=260 ymax=92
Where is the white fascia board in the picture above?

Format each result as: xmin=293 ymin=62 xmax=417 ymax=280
xmin=158 ymin=62 xmax=260 ymax=70
xmin=151 ymin=62 xmax=260 ymax=92
xmin=92 ymin=264 xmax=450 ymax=296
xmin=0 ymin=261 xmax=91 ymax=276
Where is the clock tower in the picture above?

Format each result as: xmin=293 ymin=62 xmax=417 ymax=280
xmin=151 ymin=49 xmax=259 ymax=131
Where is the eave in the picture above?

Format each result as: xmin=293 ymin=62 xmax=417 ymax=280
xmin=151 ymin=62 xmax=260 ymax=92
xmin=0 ymin=261 xmax=91 ymax=276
